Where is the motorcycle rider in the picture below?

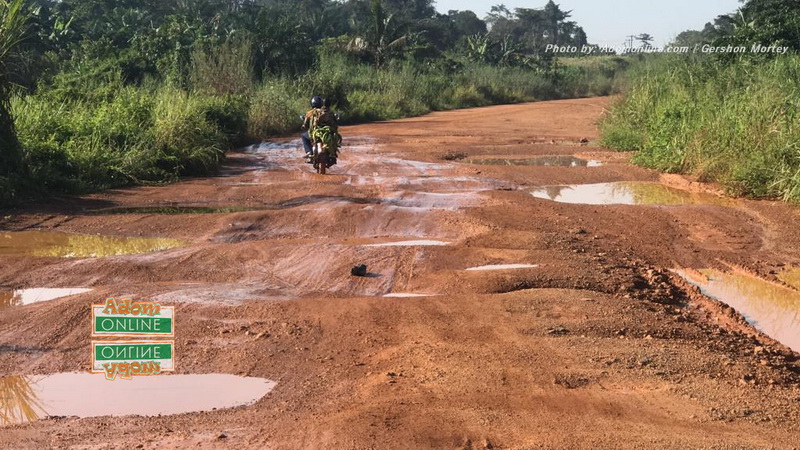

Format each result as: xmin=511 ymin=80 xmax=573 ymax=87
xmin=302 ymin=96 xmax=342 ymax=166
xmin=318 ymin=98 xmax=341 ymax=166
xmin=301 ymin=96 xmax=324 ymax=160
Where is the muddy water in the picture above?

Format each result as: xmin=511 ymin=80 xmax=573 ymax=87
xmin=531 ymin=182 xmax=735 ymax=206
xmin=0 ymin=288 xmax=92 ymax=308
xmin=0 ymin=231 xmax=183 ymax=258
xmin=676 ymin=269 xmax=800 ymax=352
xmin=365 ymin=240 xmax=450 ymax=247
xmin=469 ymin=156 xmax=602 ymax=167
xmin=0 ymin=373 xmax=276 ymax=425
xmin=465 ymin=264 xmax=539 ymax=271
xmin=778 ymin=267 xmax=800 ymax=290
xmin=383 ymin=293 xmax=433 ymax=298
xmin=88 ymin=206 xmax=263 ymax=215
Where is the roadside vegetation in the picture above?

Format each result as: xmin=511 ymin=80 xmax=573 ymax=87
xmin=0 ymin=0 xmax=627 ymax=205
xmin=601 ymin=0 xmax=800 ymax=202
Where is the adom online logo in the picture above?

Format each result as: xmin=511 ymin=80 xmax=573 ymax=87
xmin=91 ymin=297 xmax=175 ymax=380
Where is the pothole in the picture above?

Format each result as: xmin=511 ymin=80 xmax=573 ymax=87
xmin=153 ymin=284 xmax=294 ymax=306
xmin=87 ymin=206 xmax=265 ymax=215
xmin=365 ymin=240 xmax=450 ymax=247
xmin=0 ymin=288 xmax=92 ymax=308
xmin=531 ymin=182 xmax=735 ymax=206
xmin=384 ymin=191 xmax=484 ymax=210
xmin=466 ymin=264 xmax=540 ymax=271
xmin=243 ymin=140 xmax=300 ymax=153
xmin=0 ymin=231 xmax=184 ymax=258
xmin=382 ymin=293 xmax=434 ymax=298
xmin=675 ymin=268 xmax=800 ymax=353
xmin=468 ymin=156 xmax=602 ymax=167
xmin=0 ymin=373 xmax=276 ymax=425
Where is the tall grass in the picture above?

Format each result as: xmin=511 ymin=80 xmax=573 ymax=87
xmin=13 ymin=80 xmax=244 ymax=192
xmin=601 ymin=55 xmax=800 ymax=201
xmin=246 ymin=53 xmax=628 ymax=136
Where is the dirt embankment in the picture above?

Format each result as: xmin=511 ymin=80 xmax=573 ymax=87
xmin=2 ymin=98 xmax=800 ymax=449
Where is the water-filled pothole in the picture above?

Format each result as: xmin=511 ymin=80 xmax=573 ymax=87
xmin=244 ymin=140 xmax=300 ymax=153
xmin=675 ymin=268 xmax=800 ymax=352
xmin=531 ymin=182 xmax=734 ymax=206
xmin=469 ymin=156 xmax=601 ymax=167
xmin=466 ymin=264 xmax=540 ymax=271
xmin=0 ymin=231 xmax=184 ymax=258
xmin=0 ymin=288 xmax=92 ymax=308
xmin=383 ymin=293 xmax=433 ymax=298
xmin=88 ymin=206 xmax=263 ymax=215
xmin=365 ymin=240 xmax=450 ymax=247
xmin=0 ymin=373 xmax=276 ymax=425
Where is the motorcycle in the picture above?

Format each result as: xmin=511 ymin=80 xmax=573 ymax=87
xmin=300 ymin=114 xmax=340 ymax=175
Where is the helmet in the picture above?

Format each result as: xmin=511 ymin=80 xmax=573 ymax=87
xmin=323 ymin=98 xmax=332 ymax=108
xmin=311 ymin=96 xmax=323 ymax=108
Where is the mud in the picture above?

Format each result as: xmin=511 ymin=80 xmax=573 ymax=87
xmin=3 ymin=98 xmax=800 ymax=448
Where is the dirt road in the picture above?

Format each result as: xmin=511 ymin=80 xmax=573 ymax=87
xmin=2 ymin=97 xmax=800 ymax=449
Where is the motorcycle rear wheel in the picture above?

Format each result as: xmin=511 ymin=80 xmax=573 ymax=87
xmin=315 ymin=144 xmax=328 ymax=174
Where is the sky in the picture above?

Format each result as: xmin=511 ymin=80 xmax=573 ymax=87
xmin=434 ymin=0 xmax=743 ymax=46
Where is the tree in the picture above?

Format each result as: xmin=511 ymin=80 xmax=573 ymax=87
xmin=672 ymin=29 xmax=708 ymax=48
xmin=347 ymin=0 xmax=418 ymax=67
xmin=635 ymin=33 xmax=654 ymax=48
xmin=0 ymin=0 xmax=31 ymax=179
xmin=449 ymin=10 xmax=486 ymax=37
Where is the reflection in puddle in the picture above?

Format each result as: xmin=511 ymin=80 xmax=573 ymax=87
xmin=778 ymin=267 xmax=800 ymax=290
xmin=0 ymin=288 xmax=92 ymax=309
xmin=383 ymin=293 xmax=433 ymax=298
xmin=365 ymin=240 xmax=450 ymax=247
xmin=469 ymin=156 xmax=602 ymax=167
xmin=676 ymin=269 xmax=800 ymax=352
xmin=0 ymin=376 xmax=45 ymax=425
xmin=531 ymin=182 xmax=734 ymax=206
xmin=0 ymin=373 xmax=276 ymax=425
xmin=0 ymin=231 xmax=183 ymax=258
xmin=466 ymin=264 xmax=540 ymax=271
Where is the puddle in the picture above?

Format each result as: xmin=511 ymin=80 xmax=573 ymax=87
xmin=244 ymin=140 xmax=300 ymax=153
xmin=531 ymin=182 xmax=734 ymax=206
xmin=778 ymin=267 xmax=800 ymax=290
xmin=154 ymin=284 xmax=294 ymax=306
xmin=384 ymin=191 xmax=484 ymax=210
xmin=466 ymin=264 xmax=540 ymax=271
xmin=469 ymin=156 xmax=602 ymax=167
xmin=0 ymin=288 xmax=92 ymax=308
xmin=0 ymin=373 xmax=276 ymax=425
xmin=88 ymin=206 xmax=263 ymax=215
xmin=675 ymin=269 xmax=800 ymax=352
xmin=365 ymin=240 xmax=450 ymax=247
xmin=383 ymin=293 xmax=433 ymax=298
xmin=0 ymin=231 xmax=184 ymax=258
